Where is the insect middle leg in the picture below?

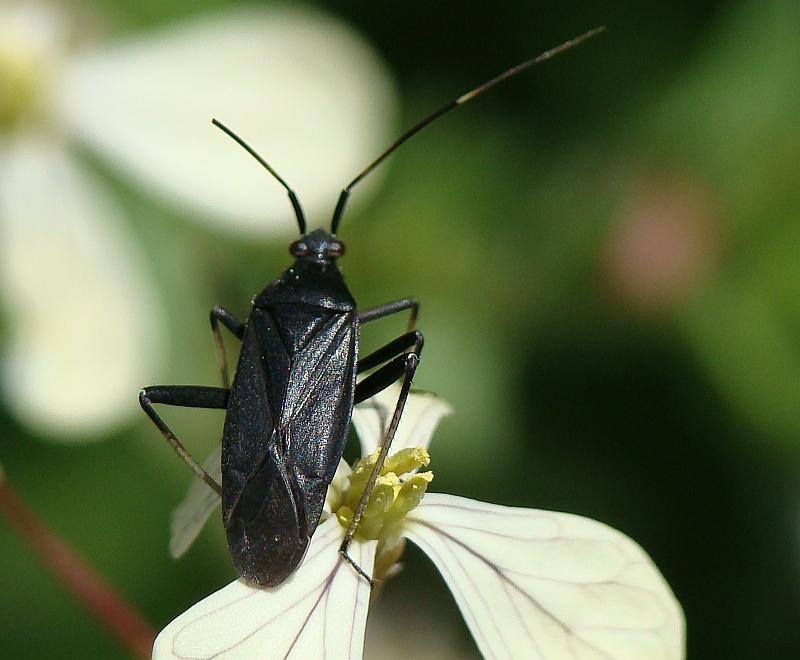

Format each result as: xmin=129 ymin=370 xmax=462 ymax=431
xmin=139 ymin=385 xmax=228 ymax=494
xmin=340 ymin=331 xmax=423 ymax=584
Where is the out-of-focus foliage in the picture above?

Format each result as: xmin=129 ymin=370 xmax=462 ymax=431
xmin=1 ymin=0 xmax=799 ymax=658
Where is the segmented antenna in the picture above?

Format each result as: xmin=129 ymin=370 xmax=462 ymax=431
xmin=330 ymin=26 xmax=605 ymax=234
xmin=212 ymin=118 xmax=307 ymax=235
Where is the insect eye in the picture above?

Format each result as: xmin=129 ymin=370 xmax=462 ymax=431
xmin=328 ymin=241 xmax=345 ymax=257
xmin=290 ymin=240 xmax=308 ymax=257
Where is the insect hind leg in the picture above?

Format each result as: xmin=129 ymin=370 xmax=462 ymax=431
xmin=340 ymin=547 xmax=375 ymax=586
xmin=341 ymin=348 xmax=421 ymax=586
xmin=356 ymin=329 xmax=423 ymax=378
xmin=139 ymin=385 xmax=228 ymax=495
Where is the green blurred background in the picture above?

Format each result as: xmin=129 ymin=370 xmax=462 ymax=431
xmin=3 ymin=0 xmax=800 ymax=657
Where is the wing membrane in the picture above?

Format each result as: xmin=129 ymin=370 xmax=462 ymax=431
xmin=170 ymin=445 xmax=222 ymax=558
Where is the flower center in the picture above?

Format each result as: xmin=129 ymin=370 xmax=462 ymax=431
xmin=331 ymin=447 xmax=433 ymax=543
xmin=0 ymin=16 xmax=54 ymax=133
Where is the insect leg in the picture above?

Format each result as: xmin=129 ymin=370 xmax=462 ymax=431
xmin=139 ymin=385 xmax=228 ymax=495
xmin=358 ymin=297 xmax=418 ymax=331
xmin=356 ymin=330 xmax=424 ymax=376
xmin=342 ymin=347 xmax=421 ymax=585
xmin=210 ymin=306 xmax=245 ymax=388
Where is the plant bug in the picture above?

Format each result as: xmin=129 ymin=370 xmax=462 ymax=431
xmin=139 ymin=27 xmax=604 ymax=587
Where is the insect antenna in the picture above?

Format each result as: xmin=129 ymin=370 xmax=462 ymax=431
xmin=330 ymin=26 xmax=605 ymax=234
xmin=212 ymin=118 xmax=308 ymax=234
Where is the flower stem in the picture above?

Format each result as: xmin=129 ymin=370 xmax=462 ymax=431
xmin=0 ymin=477 xmax=155 ymax=659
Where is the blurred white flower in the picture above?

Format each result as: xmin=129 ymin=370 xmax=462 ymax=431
xmin=0 ymin=2 xmax=397 ymax=439
xmin=155 ymin=388 xmax=685 ymax=659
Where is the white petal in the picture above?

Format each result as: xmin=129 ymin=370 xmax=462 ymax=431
xmin=169 ymin=445 xmax=222 ymax=559
xmin=352 ymin=386 xmax=452 ymax=457
xmin=154 ymin=518 xmax=375 ymax=659
xmin=324 ymin=458 xmax=353 ymax=516
xmin=0 ymin=139 xmax=164 ymax=439
xmin=404 ymin=494 xmax=684 ymax=660
xmin=58 ymin=6 xmax=397 ymax=236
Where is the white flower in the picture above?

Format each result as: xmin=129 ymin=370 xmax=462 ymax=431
xmin=155 ymin=388 xmax=685 ymax=659
xmin=0 ymin=2 xmax=396 ymax=439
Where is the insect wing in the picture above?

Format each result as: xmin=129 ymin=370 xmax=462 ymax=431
xmin=222 ymin=304 xmax=357 ymax=585
xmin=153 ymin=518 xmax=376 ymax=660
xmin=170 ymin=445 xmax=222 ymax=558
xmin=403 ymin=494 xmax=684 ymax=660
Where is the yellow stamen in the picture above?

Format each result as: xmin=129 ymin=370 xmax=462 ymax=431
xmin=332 ymin=447 xmax=433 ymax=544
xmin=0 ymin=31 xmax=49 ymax=132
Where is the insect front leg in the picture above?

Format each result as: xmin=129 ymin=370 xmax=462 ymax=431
xmin=358 ymin=297 xmax=418 ymax=332
xmin=139 ymin=385 xmax=228 ymax=494
xmin=341 ymin=335 xmax=423 ymax=585
xmin=210 ymin=306 xmax=245 ymax=388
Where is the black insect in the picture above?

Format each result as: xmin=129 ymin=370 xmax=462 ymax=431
xmin=139 ymin=28 xmax=603 ymax=587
